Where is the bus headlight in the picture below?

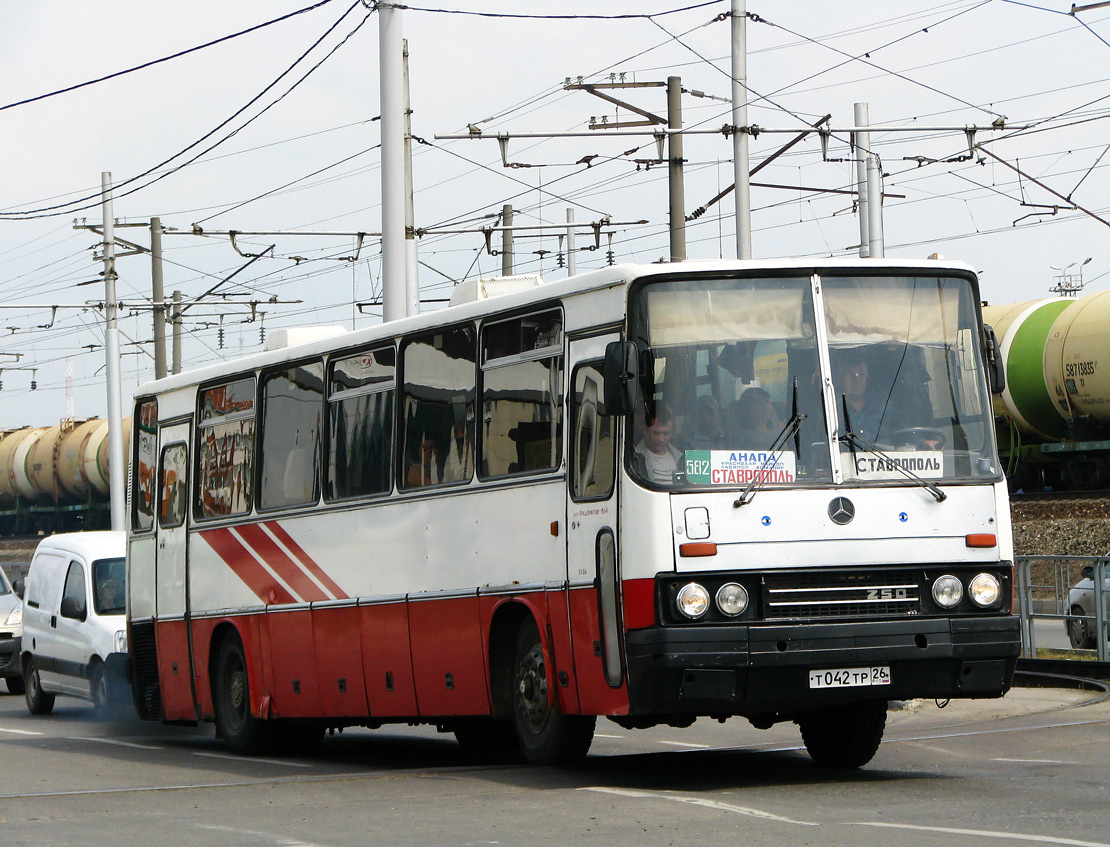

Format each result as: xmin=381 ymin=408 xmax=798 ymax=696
xmin=676 ymin=583 xmax=710 ymax=619
xmin=968 ymin=573 xmax=1001 ymax=608
xmin=715 ymin=583 xmax=749 ymax=617
xmin=931 ymin=575 xmax=964 ymax=608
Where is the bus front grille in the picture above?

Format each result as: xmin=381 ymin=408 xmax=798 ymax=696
xmin=763 ymin=570 xmax=920 ymax=620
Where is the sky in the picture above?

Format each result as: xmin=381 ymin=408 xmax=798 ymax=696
xmin=1 ymin=0 xmax=1108 ymax=429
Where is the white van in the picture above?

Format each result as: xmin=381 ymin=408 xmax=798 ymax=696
xmin=21 ymin=532 xmax=128 ymax=715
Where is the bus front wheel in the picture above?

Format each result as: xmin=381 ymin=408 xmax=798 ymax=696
xmin=214 ymin=634 xmax=274 ymax=755
xmin=510 ymin=619 xmax=594 ymax=765
xmin=798 ymin=699 xmax=886 ymax=768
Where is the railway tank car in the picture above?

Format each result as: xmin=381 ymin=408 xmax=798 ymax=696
xmin=983 ymin=291 xmax=1110 ymax=491
xmin=0 ymin=418 xmax=129 ymax=534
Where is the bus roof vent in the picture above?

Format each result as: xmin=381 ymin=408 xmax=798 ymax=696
xmin=264 ymin=326 xmax=348 ymax=351
xmin=449 ymin=274 xmax=544 ymax=306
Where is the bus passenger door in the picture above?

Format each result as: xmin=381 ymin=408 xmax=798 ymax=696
xmin=566 ymin=337 xmax=627 ymax=714
xmin=154 ymin=423 xmax=197 ymax=721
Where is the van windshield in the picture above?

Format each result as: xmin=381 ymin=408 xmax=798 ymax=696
xmin=93 ymin=557 xmax=125 ymax=616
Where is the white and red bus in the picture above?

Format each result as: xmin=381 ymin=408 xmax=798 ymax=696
xmin=127 ymin=258 xmax=1020 ymax=767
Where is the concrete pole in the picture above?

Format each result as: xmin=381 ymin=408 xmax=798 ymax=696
xmin=866 ymin=145 xmax=885 ymax=259
xmin=101 ymin=173 xmax=126 ymax=531
xmin=667 ymin=76 xmax=686 ymax=262
xmin=172 ymin=290 xmax=183 ymax=375
xmin=403 ymin=39 xmax=419 ymax=316
xmin=566 ymin=208 xmax=576 ymax=277
xmin=150 ymin=217 xmax=168 ymax=379
xmin=731 ymin=0 xmax=752 ymax=259
xmin=854 ymin=102 xmax=871 ymax=258
xmin=378 ymin=3 xmax=406 ymax=322
xmin=501 ymin=204 xmax=514 ymax=276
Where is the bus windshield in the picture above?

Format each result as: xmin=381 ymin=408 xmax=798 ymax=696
xmin=628 ymin=272 xmax=999 ymax=489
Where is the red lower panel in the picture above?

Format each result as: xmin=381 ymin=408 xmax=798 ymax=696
xmin=311 ymin=606 xmax=369 ymax=719
xmin=409 ymin=596 xmax=489 ymax=716
xmin=568 ymin=587 xmax=629 ymax=716
xmin=621 ymin=578 xmax=657 ymax=631
xmin=360 ymin=603 xmax=418 ymax=717
xmin=541 ymin=590 xmax=581 ymax=716
xmin=155 ymin=619 xmax=196 ymax=722
xmin=189 ymin=618 xmax=218 ymax=721
xmin=263 ymin=610 xmax=322 ymax=718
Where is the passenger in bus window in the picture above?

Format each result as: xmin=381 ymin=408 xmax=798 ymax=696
xmin=728 ymin=387 xmax=782 ymax=450
xmin=685 ymin=394 xmax=724 ymax=450
xmin=407 ymin=437 xmax=442 ymax=487
xmin=634 ymin=403 xmax=682 ymax=484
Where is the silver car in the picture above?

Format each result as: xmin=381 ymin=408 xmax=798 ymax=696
xmin=1066 ymin=562 xmax=1109 ymax=650
xmin=0 ymin=567 xmax=23 ymax=694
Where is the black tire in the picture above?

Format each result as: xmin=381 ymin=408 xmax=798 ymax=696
xmin=453 ymin=717 xmax=520 ymax=753
xmin=91 ymin=663 xmax=113 ymax=715
xmin=1068 ymin=605 xmax=1096 ymax=650
xmin=5 ymin=675 xmax=25 ymax=695
xmin=798 ymin=699 xmax=887 ymax=768
xmin=510 ymin=619 xmax=594 ymax=765
xmin=24 ymin=656 xmax=55 ymax=716
xmin=213 ymin=634 xmax=274 ymax=755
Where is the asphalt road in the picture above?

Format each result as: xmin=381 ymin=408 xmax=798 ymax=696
xmin=0 ymin=683 xmax=1106 ymax=847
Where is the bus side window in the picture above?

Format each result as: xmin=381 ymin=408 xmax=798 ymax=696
xmin=327 ymin=347 xmax=395 ymax=500
xmin=571 ymin=363 xmax=615 ymax=500
xmin=196 ymin=377 xmax=256 ymax=519
xmin=480 ymin=310 xmax=563 ymax=478
xmin=259 ymin=361 xmax=324 ymax=510
xmin=159 ymin=443 xmax=188 ymax=528
xmin=401 ymin=324 xmax=477 ymax=489
xmin=132 ymin=399 xmax=158 ymax=532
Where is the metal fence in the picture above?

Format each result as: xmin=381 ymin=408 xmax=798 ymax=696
xmin=1015 ymin=555 xmax=1109 ymax=662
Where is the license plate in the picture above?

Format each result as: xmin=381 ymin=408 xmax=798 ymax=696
xmin=808 ymin=666 xmax=890 ymax=689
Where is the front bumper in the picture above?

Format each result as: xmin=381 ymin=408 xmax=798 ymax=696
xmin=624 ymin=615 xmax=1020 ymax=716
xmin=0 ymin=635 xmax=21 ymax=679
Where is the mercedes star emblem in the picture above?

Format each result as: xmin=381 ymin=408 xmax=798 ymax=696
xmin=828 ymin=496 xmax=855 ymax=525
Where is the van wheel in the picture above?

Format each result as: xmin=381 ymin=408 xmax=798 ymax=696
xmin=213 ymin=634 xmax=274 ymax=755
xmin=5 ymin=675 xmax=25 ymax=695
xmin=24 ymin=656 xmax=55 ymax=715
xmin=91 ymin=664 xmax=113 ymax=715
xmin=798 ymin=699 xmax=886 ymax=768
xmin=510 ymin=619 xmax=594 ymax=765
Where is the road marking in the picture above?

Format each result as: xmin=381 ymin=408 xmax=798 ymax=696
xmin=581 ymin=787 xmax=817 ymax=826
xmin=594 ymin=733 xmax=624 ymax=739
xmin=195 ymin=823 xmax=326 ymax=846
xmin=193 ymin=751 xmax=313 ymax=768
xmin=994 ymin=757 xmax=1079 ymax=765
xmin=659 ymin=740 xmax=711 ymax=749
xmin=0 ymin=726 xmax=43 ymax=736
xmin=67 ymin=737 xmax=163 ymax=750
xmin=852 ymin=822 xmax=1110 ymax=847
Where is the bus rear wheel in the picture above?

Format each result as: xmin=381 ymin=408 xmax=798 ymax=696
xmin=798 ymin=699 xmax=886 ymax=768
xmin=510 ymin=619 xmax=594 ymax=765
xmin=214 ymin=634 xmax=274 ymax=755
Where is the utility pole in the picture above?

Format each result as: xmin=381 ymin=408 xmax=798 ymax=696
xmin=100 ymin=173 xmax=126 ymax=531
xmin=667 ymin=76 xmax=686 ymax=262
xmin=731 ymin=0 xmax=752 ymax=259
xmin=150 ymin=217 xmax=168 ymax=379
xmin=378 ymin=2 xmax=406 ymax=321
xmin=403 ymin=39 xmax=419 ymax=316
xmin=854 ymin=103 xmax=871 ymax=258
xmin=172 ymin=291 xmax=183 ymax=375
xmin=501 ymin=204 xmax=514 ymax=276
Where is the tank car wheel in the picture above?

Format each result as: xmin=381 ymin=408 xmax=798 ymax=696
xmin=1068 ymin=606 xmax=1096 ymax=650
xmin=510 ymin=619 xmax=594 ymax=765
xmin=24 ymin=656 xmax=55 ymax=715
xmin=798 ymin=699 xmax=886 ymax=768
xmin=214 ymin=634 xmax=274 ymax=755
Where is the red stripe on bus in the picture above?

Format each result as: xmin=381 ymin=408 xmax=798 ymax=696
xmin=200 ymin=527 xmax=297 ymax=606
xmin=263 ymin=520 xmax=349 ymax=600
xmin=235 ymin=523 xmax=331 ymax=603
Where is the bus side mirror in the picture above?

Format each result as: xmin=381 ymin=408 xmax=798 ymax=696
xmin=602 ymin=341 xmax=640 ymax=415
xmin=983 ymin=324 xmax=1006 ymax=395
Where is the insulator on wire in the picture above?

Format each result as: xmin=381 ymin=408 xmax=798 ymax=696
xmin=218 ymin=327 xmax=225 ymax=349
xmin=260 ymin=326 xmax=266 ymax=345
xmin=606 ymin=250 xmax=615 ymax=266
xmin=30 ymin=380 xmax=37 ymax=391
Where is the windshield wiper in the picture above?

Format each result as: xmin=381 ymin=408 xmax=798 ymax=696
xmin=839 ymin=397 xmax=946 ymax=503
xmin=735 ymin=379 xmax=807 ymax=508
